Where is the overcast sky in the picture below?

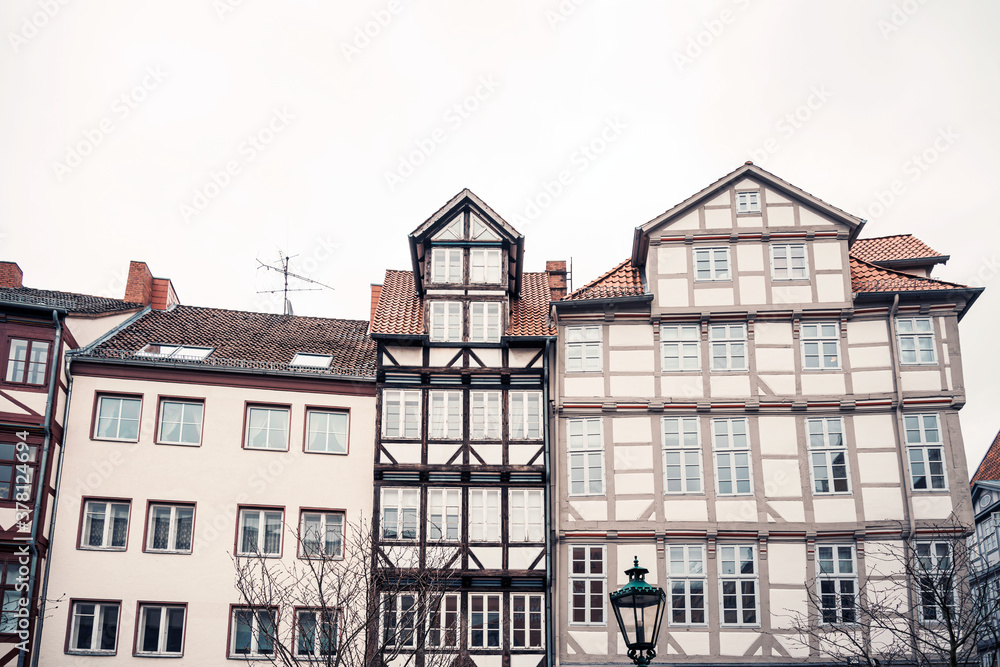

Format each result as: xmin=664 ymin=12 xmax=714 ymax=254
xmin=2 ymin=1 xmax=998 ymax=470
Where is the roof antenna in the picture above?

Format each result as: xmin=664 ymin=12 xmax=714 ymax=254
xmin=568 ymin=257 xmax=574 ymax=294
xmin=256 ymin=250 xmax=335 ymax=316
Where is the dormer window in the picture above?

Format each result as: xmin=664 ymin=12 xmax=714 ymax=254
xmin=429 ymin=302 xmax=462 ymax=342
xmin=470 ymin=302 xmax=502 ymax=342
xmin=432 ymin=248 xmax=463 ymax=283
xmin=290 ymin=353 xmax=333 ymax=369
xmin=137 ymin=344 xmax=213 ymax=360
xmin=471 ymin=214 xmax=500 ymax=240
xmin=736 ymin=191 xmax=761 ymax=213
xmin=471 ymin=249 xmax=502 ymax=284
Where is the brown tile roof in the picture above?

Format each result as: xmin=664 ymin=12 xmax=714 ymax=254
xmin=849 ymin=257 xmax=970 ymax=293
xmin=564 ymin=259 xmax=645 ymax=301
xmin=0 ymin=287 xmax=145 ymax=314
xmin=973 ymin=429 xmax=1000 ymax=483
xmin=83 ymin=305 xmax=375 ymax=377
xmin=851 ymin=234 xmax=946 ymax=264
xmin=371 ymin=270 xmax=555 ymax=337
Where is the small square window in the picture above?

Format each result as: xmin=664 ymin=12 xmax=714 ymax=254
xmin=296 ymin=608 xmax=339 ymax=658
xmin=68 ymin=600 xmax=120 ymax=655
xmin=471 ymin=249 xmax=502 ymax=284
xmin=801 ymin=323 xmax=840 ymax=370
xmin=897 ymin=318 xmax=937 ymax=365
xmin=237 ymin=508 xmax=283 ymax=556
xmin=5 ymin=338 xmax=50 ymax=385
xmin=290 ymin=353 xmax=333 ymax=369
xmin=429 ymin=302 xmax=463 ymax=342
xmin=245 ymin=405 xmax=290 ymax=450
xmin=771 ymin=244 xmax=808 ymax=280
xmin=230 ymin=607 xmax=277 ymax=658
xmin=661 ymin=325 xmax=700 ymax=371
xmin=432 ymin=248 xmax=463 ymax=283
xmin=80 ymin=500 xmax=130 ymax=550
xmin=695 ymin=248 xmax=731 ymax=281
xmin=299 ymin=510 xmax=344 ymax=558
xmin=736 ymin=191 xmax=761 ymax=213
xmin=470 ymin=302 xmax=502 ymax=342
xmin=145 ymin=503 xmax=194 ymax=554
xmin=135 ymin=604 xmax=186 ymax=656
xmin=566 ymin=326 xmax=602 ymax=372
xmin=94 ymin=395 xmax=141 ymax=441
xmin=157 ymin=399 xmax=204 ymax=445
xmin=306 ymin=410 xmax=348 ymax=453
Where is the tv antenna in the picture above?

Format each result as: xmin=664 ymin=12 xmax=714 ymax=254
xmin=256 ymin=250 xmax=335 ymax=316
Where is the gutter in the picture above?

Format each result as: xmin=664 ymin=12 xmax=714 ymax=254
xmin=69 ymin=355 xmax=376 ymax=385
xmin=542 ymin=337 xmax=553 ymax=667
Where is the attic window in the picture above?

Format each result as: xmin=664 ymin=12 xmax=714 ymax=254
xmin=471 ymin=214 xmax=500 ymax=240
xmin=290 ymin=353 xmax=333 ymax=369
xmin=137 ymin=344 xmax=213 ymax=360
xmin=736 ymin=191 xmax=761 ymax=213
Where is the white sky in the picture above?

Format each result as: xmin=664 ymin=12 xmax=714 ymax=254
xmin=2 ymin=1 xmax=999 ymax=471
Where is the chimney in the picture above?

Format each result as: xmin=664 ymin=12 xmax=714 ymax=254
xmin=0 ymin=262 xmax=23 ymax=288
xmin=124 ymin=261 xmax=154 ymax=305
xmin=369 ymin=284 xmax=383 ymax=332
xmin=546 ymin=261 xmax=567 ymax=301
xmin=151 ymin=278 xmax=178 ymax=310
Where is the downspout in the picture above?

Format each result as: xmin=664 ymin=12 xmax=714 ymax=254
xmin=19 ymin=311 xmax=61 ymax=667
xmin=543 ymin=337 xmax=554 ymax=667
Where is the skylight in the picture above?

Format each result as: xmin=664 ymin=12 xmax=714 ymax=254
xmin=137 ymin=344 xmax=214 ymax=360
xmin=290 ymin=353 xmax=333 ymax=369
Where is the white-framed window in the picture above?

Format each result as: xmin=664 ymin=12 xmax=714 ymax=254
xmin=736 ymin=190 xmax=761 ymax=213
xmin=808 ymin=417 xmax=850 ymax=494
xmin=5 ymin=338 xmax=49 ymax=385
xmin=713 ymin=418 xmax=751 ymax=496
xmin=471 ymin=391 xmax=501 ymax=439
xmin=668 ymin=545 xmax=707 ymax=625
xmin=802 ymin=322 xmax=840 ymax=370
xmin=290 ymin=352 xmax=333 ymax=368
xmin=429 ymin=391 xmax=462 ymax=440
xmin=509 ymin=489 xmax=543 ymax=542
xmin=511 ymin=594 xmax=544 ymax=649
xmin=817 ymin=545 xmax=857 ymax=624
xmin=897 ymin=317 xmax=937 ymax=365
xmin=383 ymin=390 xmax=421 ymax=439
xmin=80 ymin=500 xmax=129 ymax=550
xmin=470 ymin=302 xmax=502 ymax=342
xmin=295 ymin=608 xmax=338 ymax=658
xmin=382 ymin=593 xmax=417 ymax=648
xmin=230 ymin=607 xmax=277 ymax=658
xmin=719 ymin=545 xmax=758 ymax=626
xmin=137 ymin=344 xmax=213 ymax=360
xmin=237 ymin=508 xmax=283 ymax=556
xmin=566 ymin=326 xmax=602 ymax=372
xmin=916 ymin=541 xmax=954 ymax=622
xmin=662 ymin=417 xmax=702 ymax=494
xmin=427 ymin=489 xmax=460 ymax=541
xmin=470 ymin=593 xmax=502 ymax=648
xmin=306 ymin=409 xmax=349 ymax=453
xmin=429 ymin=302 xmax=463 ymax=342
xmin=381 ymin=488 xmax=419 ymax=541
xmin=299 ymin=511 xmax=344 ymax=558
xmin=570 ymin=545 xmax=605 ymax=625
xmin=469 ymin=489 xmax=501 ymax=542
xmin=905 ymin=414 xmax=947 ymax=490
xmin=156 ymin=399 xmax=203 ymax=445
xmin=432 ymin=248 xmax=463 ymax=283
xmin=695 ymin=247 xmax=731 ymax=281
xmin=245 ymin=405 xmax=290 ymax=450
xmin=471 ymin=248 xmax=502 ymax=284
xmin=68 ymin=601 xmax=119 ymax=654
xmin=661 ymin=325 xmax=700 ymax=371
xmin=977 ymin=517 xmax=1000 ymax=568
xmin=136 ymin=604 xmax=185 ymax=657
xmin=568 ymin=418 xmax=604 ymax=496
xmin=510 ymin=391 xmax=542 ymax=440
xmin=771 ymin=244 xmax=808 ymax=280
xmin=146 ymin=503 xmax=194 ymax=554
xmin=710 ymin=324 xmax=747 ymax=371
xmin=427 ymin=594 xmax=460 ymax=648
xmin=94 ymin=395 xmax=141 ymax=441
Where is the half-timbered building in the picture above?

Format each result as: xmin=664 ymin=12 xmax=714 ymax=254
xmin=550 ymin=163 xmax=982 ymax=666
xmin=370 ymin=190 xmax=562 ymax=667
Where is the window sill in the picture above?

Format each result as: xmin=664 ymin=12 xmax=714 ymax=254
xmin=90 ymin=437 xmax=139 ymax=444
xmin=155 ymin=440 xmax=202 ymax=447
xmin=77 ymin=546 xmax=127 ymax=552
xmin=304 ymin=449 xmax=348 ymax=456
xmin=144 ymin=549 xmax=193 ymax=555
xmin=242 ymin=446 xmax=290 ymax=452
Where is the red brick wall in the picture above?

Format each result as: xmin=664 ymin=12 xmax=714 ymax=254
xmin=0 ymin=262 xmax=23 ymax=288
xmin=546 ymin=260 xmax=567 ymax=301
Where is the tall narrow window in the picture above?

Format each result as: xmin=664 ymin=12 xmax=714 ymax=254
xmin=669 ymin=545 xmax=706 ymax=625
xmin=568 ymin=418 xmax=604 ymax=496
xmin=736 ymin=191 xmax=761 ymax=213
xmin=511 ymin=594 xmax=544 ymax=648
xmin=383 ymin=390 xmax=420 ymax=439
xmin=509 ymin=489 xmax=543 ymax=542
xmin=566 ymin=326 xmax=602 ymax=372
xmin=817 ymin=545 xmax=857 ymax=624
xmin=427 ymin=489 xmax=460 ymax=541
xmin=136 ymin=604 xmax=186 ymax=656
xmin=771 ymin=244 xmax=808 ymax=280
xmin=237 ymin=508 xmax=283 ymax=556
xmin=662 ymin=417 xmax=702 ymax=494
xmin=710 ymin=324 xmax=747 ymax=371
xmin=661 ymin=325 xmax=700 ymax=371
xmin=719 ymin=545 xmax=758 ymax=626
xmin=381 ymin=488 xmax=419 ymax=541
xmin=471 ymin=248 xmax=502 ymax=283
xmin=157 ymin=399 xmax=204 ymax=446
xmin=713 ymin=418 xmax=751 ymax=496
xmin=802 ymin=323 xmax=840 ymax=369
xmin=469 ymin=489 xmax=500 ymax=542
xmin=299 ymin=511 xmax=344 ymax=558
xmin=916 ymin=541 xmax=954 ymax=622
xmin=382 ymin=594 xmax=417 ymax=648
xmin=469 ymin=594 xmax=501 ymax=648
xmin=245 ymin=405 xmax=290 ymax=450
xmin=471 ymin=391 xmax=501 ymax=439
xmin=427 ymin=594 xmax=460 ymax=648
xmin=432 ymin=248 xmax=463 ymax=283
xmin=897 ymin=317 xmax=937 ymax=365
xmin=570 ymin=546 xmax=605 ymax=624
xmin=429 ymin=302 xmax=463 ymax=342
xmin=295 ymin=608 xmax=338 ymax=658
xmin=94 ymin=395 xmax=141 ymax=441
xmin=906 ymin=414 xmax=947 ymax=490
xmin=695 ymin=247 xmax=731 ymax=281
xmin=470 ymin=302 xmax=502 ymax=342
xmin=429 ymin=391 xmax=462 ymax=440
xmin=808 ymin=417 xmax=850 ymax=494
xmin=80 ymin=500 xmax=130 ymax=550
xmin=68 ymin=601 xmax=119 ymax=654
xmin=145 ymin=503 xmax=194 ymax=554
xmin=230 ymin=607 xmax=277 ymax=658
xmin=5 ymin=339 xmax=49 ymax=385
xmin=510 ymin=391 xmax=542 ymax=439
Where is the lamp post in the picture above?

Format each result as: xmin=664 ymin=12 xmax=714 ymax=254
xmin=609 ymin=557 xmax=667 ymax=667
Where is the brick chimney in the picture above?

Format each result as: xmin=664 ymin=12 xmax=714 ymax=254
xmin=0 ymin=262 xmax=23 ymax=288
xmin=546 ymin=261 xmax=567 ymax=301
xmin=369 ymin=284 xmax=383 ymax=332
xmin=124 ymin=261 xmax=178 ymax=310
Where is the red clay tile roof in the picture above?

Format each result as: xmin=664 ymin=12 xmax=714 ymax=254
xmin=849 ymin=257 xmax=970 ymax=293
xmin=851 ymin=234 xmax=946 ymax=265
xmin=83 ymin=305 xmax=375 ymax=377
xmin=973 ymin=429 xmax=1000 ymax=483
xmin=564 ymin=259 xmax=646 ymax=301
xmin=371 ymin=270 xmax=555 ymax=337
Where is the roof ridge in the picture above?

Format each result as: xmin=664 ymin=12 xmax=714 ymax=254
xmin=168 ymin=303 xmax=369 ymax=326
xmin=853 ymin=233 xmax=915 ymax=242
xmin=2 ymin=285 xmax=142 ymax=305
xmin=848 ymin=255 xmax=969 ymax=290
xmin=972 ymin=428 xmax=1000 ymax=483
xmin=567 ymin=258 xmax=633 ymax=298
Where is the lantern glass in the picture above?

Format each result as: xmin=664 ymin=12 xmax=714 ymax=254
xmin=609 ymin=558 xmax=667 ymax=655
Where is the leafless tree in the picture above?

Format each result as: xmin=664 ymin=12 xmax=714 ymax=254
xmin=232 ymin=515 xmax=458 ymax=667
xmin=783 ymin=517 xmax=1000 ymax=667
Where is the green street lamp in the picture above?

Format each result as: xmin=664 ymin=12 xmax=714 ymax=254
xmin=609 ymin=557 xmax=667 ymax=667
